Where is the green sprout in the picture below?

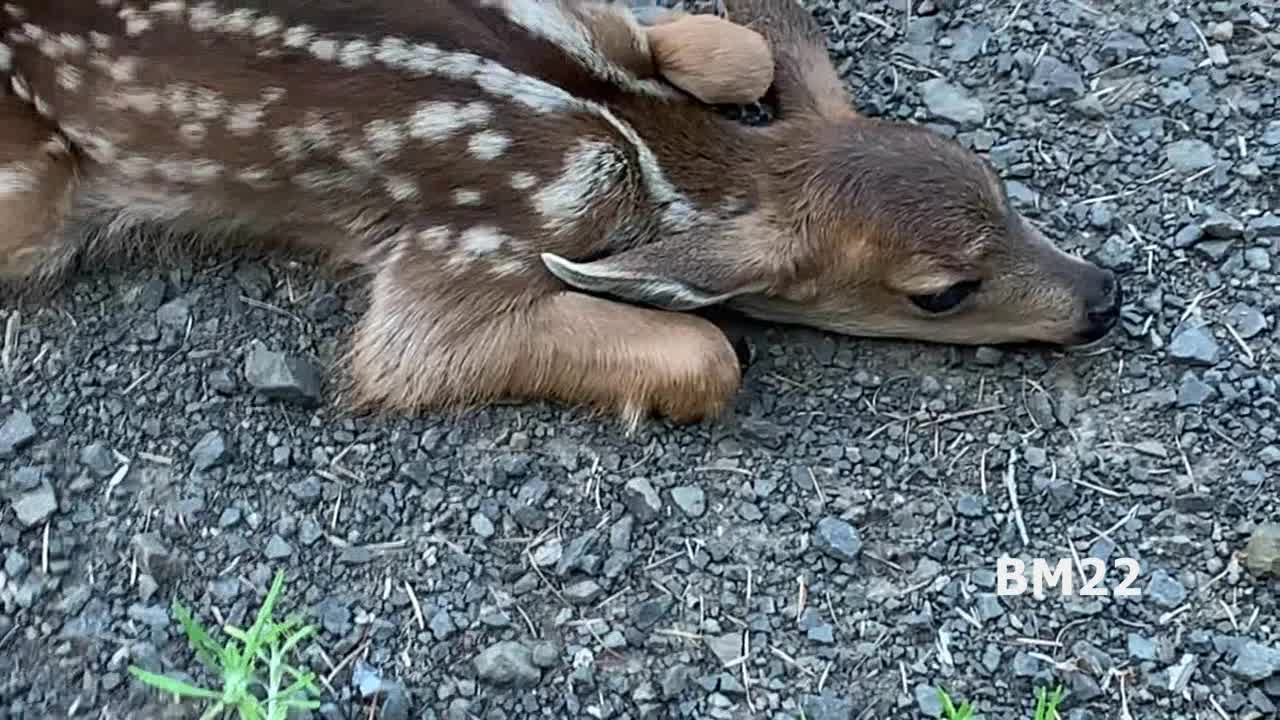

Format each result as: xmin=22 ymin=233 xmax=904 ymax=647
xmin=936 ymin=683 xmax=1065 ymax=720
xmin=128 ymin=570 xmax=322 ymax=720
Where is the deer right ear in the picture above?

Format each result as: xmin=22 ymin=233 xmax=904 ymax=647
xmin=541 ymin=245 xmax=769 ymax=312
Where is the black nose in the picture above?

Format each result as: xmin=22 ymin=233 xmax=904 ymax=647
xmin=1084 ymin=270 xmax=1122 ymax=337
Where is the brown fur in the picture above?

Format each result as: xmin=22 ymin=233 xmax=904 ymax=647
xmin=0 ymin=0 xmax=1120 ymax=427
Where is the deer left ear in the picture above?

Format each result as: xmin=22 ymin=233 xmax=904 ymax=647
xmin=540 ymin=242 xmax=768 ymax=311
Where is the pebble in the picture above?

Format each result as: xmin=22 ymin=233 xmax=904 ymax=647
xmin=1027 ymin=55 xmax=1085 ymax=100
xmin=0 ymin=411 xmax=37 ymax=457
xmin=919 ymin=78 xmax=985 ymax=128
xmin=1145 ymin=569 xmax=1188 ymax=609
xmin=802 ymin=693 xmax=854 ymax=720
xmin=470 ymin=513 xmax=495 ymax=538
xmin=1128 ymin=634 xmax=1158 ymax=662
xmin=622 ymin=478 xmax=662 ymax=521
xmin=429 ymin=608 xmax=455 ymax=640
xmin=1176 ymin=371 xmax=1215 ymax=407
xmin=813 ymin=517 xmax=863 ymax=562
xmin=1167 ymin=320 xmax=1221 ymax=366
xmin=244 ymin=343 xmax=323 ymax=408
xmin=1227 ymin=304 xmax=1268 ymax=339
xmin=1165 ymin=139 xmax=1216 ymax=172
xmin=670 ymin=486 xmax=706 ymax=518
xmin=12 ymin=480 xmax=57 ymax=527
xmin=78 ymin=442 xmax=117 ymax=478
xmin=1244 ymin=523 xmax=1280 ymax=577
xmin=531 ymin=641 xmax=559 ymax=669
xmin=190 ymin=430 xmax=229 ymax=471
xmin=1200 ymin=210 xmax=1244 ymax=238
xmin=156 ymin=298 xmax=191 ymax=329
xmin=474 ymin=641 xmax=541 ymax=687
xmin=264 ymin=535 xmax=292 ymax=559
xmin=1231 ymin=642 xmax=1280 ymax=682
xmin=1248 ymin=212 xmax=1280 ymax=236
xmin=914 ymin=684 xmax=944 ymax=717
xmin=706 ymin=632 xmax=742 ymax=666
xmin=564 ymin=580 xmax=603 ymax=604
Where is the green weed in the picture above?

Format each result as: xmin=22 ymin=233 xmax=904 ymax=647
xmin=936 ymin=683 xmax=1065 ymax=720
xmin=128 ymin=570 xmax=322 ymax=720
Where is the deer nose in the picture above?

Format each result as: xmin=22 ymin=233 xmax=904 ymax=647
xmin=1085 ymin=270 xmax=1121 ymax=330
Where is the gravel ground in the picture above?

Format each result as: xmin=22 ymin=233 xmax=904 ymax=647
xmin=3 ymin=0 xmax=1280 ymax=719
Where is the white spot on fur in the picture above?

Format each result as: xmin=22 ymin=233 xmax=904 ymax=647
xmin=187 ymin=3 xmax=217 ymax=31
xmin=89 ymin=31 xmax=112 ymax=50
xmin=533 ymin=138 xmax=626 ymax=231
xmin=222 ymin=8 xmax=256 ymax=34
xmin=510 ymin=172 xmax=537 ymax=190
xmin=4 ymin=4 xmax=26 ymax=20
xmin=459 ymin=225 xmax=506 ymax=255
xmin=20 ymin=22 xmax=43 ymax=42
xmin=260 ymin=86 xmax=286 ymax=104
xmin=164 ymin=82 xmax=194 ymax=115
xmin=408 ymin=101 xmax=468 ymax=143
xmin=109 ymin=88 xmax=160 ymax=114
xmin=364 ymin=119 xmax=404 ymax=158
xmin=468 ymin=130 xmax=510 ymax=160
xmin=117 ymin=155 xmax=154 ymax=179
xmin=227 ymin=102 xmax=265 ymax=136
xmin=385 ymin=175 xmax=419 ymax=202
xmin=253 ymin=16 xmax=282 ymax=38
xmin=178 ymin=122 xmax=206 ymax=145
xmin=236 ymin=166 xmax=275 ymax=188
xmin=282 ymin=25 xmax=313 ymax=48
xmin=119 ymin=8 xmax=155 ymax=36
xmin=453 ymin=189 xmax=482 ymax=206
xmin=339 ymin=39 xmax=372 ymax=68
xmin=0 ymin=43 xmax=10 ymax=71
xmin=488 ymin=257 xmax=527 ymax=276
xmin=150 ymin=1 xmax=186 ymax=19
xmin=417 ymin=226 xmax=451 ymax=252
xmin=0 ymin=164 xmax=36 ymax=194
xmin=33 ymin=94 xmax=51 ymax=116
xmin=193 ymin=87 xmax=226 ymax=120
xmin=309 ymin=38 xmax=337 ymax=62
xmin=107 ymin=56 xmax=139 ymax=82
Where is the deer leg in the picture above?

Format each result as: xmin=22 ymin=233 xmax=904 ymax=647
xmin=347 ymin=258 xmax=743 ymax=426
xmin=0 ymin=90 xmax=79 ymax=291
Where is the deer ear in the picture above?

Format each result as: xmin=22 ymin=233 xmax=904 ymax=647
xmin=541 ymin=247 xmax=767 ymax=311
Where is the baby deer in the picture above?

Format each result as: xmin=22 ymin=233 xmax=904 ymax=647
xmin=0 ymin=0 xmax=1120 ymax=426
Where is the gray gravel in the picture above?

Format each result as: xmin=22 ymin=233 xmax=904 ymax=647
xmin=2 ymin=0 xmax=1279 ymax=719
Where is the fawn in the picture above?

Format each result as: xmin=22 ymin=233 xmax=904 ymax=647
xmin=0 ymin=0 xmax=1121 ymax=426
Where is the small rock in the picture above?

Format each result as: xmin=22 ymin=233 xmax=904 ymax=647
xmin=706 ymin=632 xmax=742 ymax=666
xmin=1146 ymin=569 xmax=1187 ymax=609
xmin=79 ymin=442 xmax=118 ymax=479
xmin=12 ymin=480 xmax=57 ymax=527
xmin=156 ymin=298 xmax=191 ymax=329
xmin=474 ymin=641 xmax=541 ymax=688
xmin=264 ymin=535 xmax=292 ymax=559
xmin=670 ymin=486 xmax=706 ymax=518
xmin=1128 ymin=634 xmax=1158 ymax=661
xmin=622 ymin=478 xmax=662 ymax=522
xmin=1200 ymin=210 xmax=1244 ymax=238
xmin=914 ymin=684 xmax=944 ymax=717
xmin=1168 ymin=319 xmax=1221 ymax=366
xmin=470 ymin=513 xmax=495 ymax=538
xmin=974 ymin=346 xmax=1004 ymax=365
xmin=1096 ymin=235 xmax=1136 ymax=271
xmin=1175 ymin=371 xmax=1215 ymax=407
xmin=1028 ymin=55 xmax=1085 ymax=101
xmin=0 ymin=411 xmax=37 ymax=458
xmin=429 ymin=608 xmax=455 ymax=640
xmin=1248 ymin=213 xmax=1280 ymax=237
xmin=531 ymin=641 xmax=559 ymax=668
xmin=190 ymin=430 xmax=229 ymax=471
xmin=1245 ymin=247 xmax=1272 ymax=271
xmin=801 ymin=693 xmax=854 ymax=720
xmin=1227 ymin=304 xmax=1268 ymax=339
xmin=919 ymin=78 xmax=986 ymax=128
xmin=1165 ymin=139 xmax=1216 ymax=173
xmin=131 ymin=533 xmax=177 ymax=579
xmin=813 ymin=517 xmax=862 ymax=562
xmin=564 ymin=580 xmax=603 ymax=604
xmin=244 ymin=344 xmax=323 ymax=408
xmin=1244 ymin=523 xmax=1280 ymax=577
xmin=1231 ymin=642 xmax=1280 ymax=682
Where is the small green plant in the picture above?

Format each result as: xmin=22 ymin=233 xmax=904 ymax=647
xmin=936 ymin=686 xmax=976 ymax=720
xmin=1031 ymin=684 xmax=1065 ymax=720
xmin=935 ymin=683 xmax=1065 ymax=720
xmin=128 ymin=570 xmax=322 ymax=720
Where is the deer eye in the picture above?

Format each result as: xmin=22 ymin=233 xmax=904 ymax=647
xmin=910 ymin=280 xmax=982 ymax=314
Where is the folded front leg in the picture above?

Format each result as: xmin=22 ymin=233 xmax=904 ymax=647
xmin=347 ymin=258 xmax=743 ymax=427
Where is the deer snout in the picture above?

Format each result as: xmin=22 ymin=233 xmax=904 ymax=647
xmin=1074 ymin=265 xmax=1122 ymax=345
